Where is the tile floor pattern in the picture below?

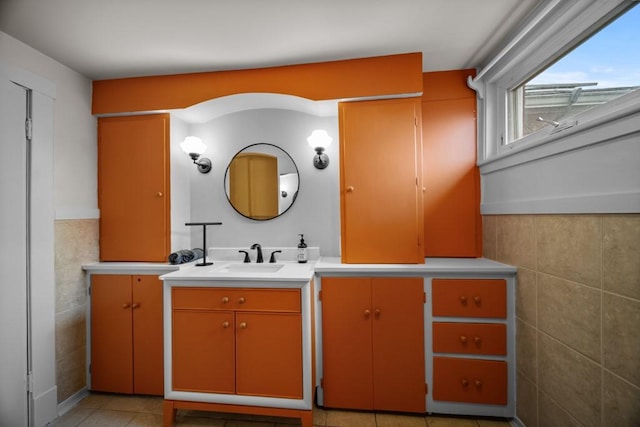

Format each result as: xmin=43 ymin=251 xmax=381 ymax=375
xmin=50 ymin=393 xmax=513 ymax=427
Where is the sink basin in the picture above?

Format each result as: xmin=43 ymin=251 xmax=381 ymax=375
xmin=220 ymin=263 xmax=284 ymax=273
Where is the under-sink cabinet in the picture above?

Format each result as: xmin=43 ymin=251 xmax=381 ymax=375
xmin=161 ymin=278 xmax=315 ymax=427
xmin=320 ymin=276 xmax=426 ymax=413
xmin=89 ymin=274 xmax=164 ymax=395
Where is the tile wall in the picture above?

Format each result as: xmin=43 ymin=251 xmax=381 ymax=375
xmin=482 ymin=214 xmax=640 ymax=427
xmin=54 ymin=219 xmax=99 ymax=402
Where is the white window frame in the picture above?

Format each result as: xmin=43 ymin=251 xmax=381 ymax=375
xmin=469 ymin=0 xmax=640 ymax=214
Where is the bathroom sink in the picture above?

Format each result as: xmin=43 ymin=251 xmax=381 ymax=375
xmin=220 ymin=263 xmax=285 ymax=273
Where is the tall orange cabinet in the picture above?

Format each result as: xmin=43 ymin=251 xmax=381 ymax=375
xmin=90 ymin=274 xmax=164 ymax=395
xmin=321 ymin=277 xmax=425 ymax=413
xmin=98 ymin=114 xmax=171 ymax=262
xmin=339 ymin=98 xmax=424 ymax=263
xmin=422 ymin=70 xmax=481 ymax=257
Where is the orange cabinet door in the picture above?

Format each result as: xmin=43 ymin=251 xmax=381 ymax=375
xmin=98 ymin=114 xmax=170 ymax=262
xmin=422 ymin=70 xmax=481 ymax=257
xmin=371 ymin=278 xmax=425 ymax=413
xmin=321 ymin=277 xmax=374 ymax=410
xmin=90 ymin=275 xmax=133 ymax=393
xmin=131 ymin=275 xmax=164 ymax=395
xmin=236 ymin=312 xmax=302 ymax=399
xmin=321 ymin=277 xmax=426 ymax=412
xmin=339 ymin=98 xmax=423 ymax=264
xmin=172 ymin=310 xmax=235 ymax=393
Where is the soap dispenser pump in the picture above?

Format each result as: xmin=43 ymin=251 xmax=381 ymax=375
xmin=297 ymin=234 xmax=308 ymax=264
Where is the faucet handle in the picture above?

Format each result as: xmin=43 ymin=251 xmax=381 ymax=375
xmin=238 ymin=250 xmax=250 ymax=263
xmin=269 ymin=250 xmax=282 ymax=263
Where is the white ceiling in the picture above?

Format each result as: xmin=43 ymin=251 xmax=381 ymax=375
xmin=0 ymin=0 xmax=541 ymax=81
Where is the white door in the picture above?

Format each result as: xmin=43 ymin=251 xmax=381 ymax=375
xmin=0 ymin=78 xmax=30 ymax=426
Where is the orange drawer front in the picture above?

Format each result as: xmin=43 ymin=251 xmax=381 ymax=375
xmin=433 ymin=322 xmax=506 ymax=355
xmin=433 ymin=357 xmax=507 ymax=405
xmin=432 ymin=279 xmax=506 ymax=318
xmin=172 ymin=287 xmax=301 ymax=312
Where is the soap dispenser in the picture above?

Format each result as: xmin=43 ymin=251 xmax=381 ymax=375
xmin=297 ymin=234 xmax=308 ymax=264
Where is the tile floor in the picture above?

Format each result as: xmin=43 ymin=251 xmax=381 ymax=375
xmin=50 ymin=393 xmax=513 ymax=427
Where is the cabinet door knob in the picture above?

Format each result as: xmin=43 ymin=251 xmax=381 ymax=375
xmin=474 ymin=379 xmax=482 ymax=387
xmin=459 ymin=295 xmax=468 ymax=304
xmin=461 ymin=378 xmax=469 ymax=387
xmin=239 ymin=322 xmax=247 ymax=329
xmin=473 ymin=296 xmax=481 ymax=304
xmin=374 ymin=309 xmax=381 ymax=318
xmin=346 ymin=186 xmax=355 ymax=192
xmin=474 ymin=336 xmax=482 ymax=344
xmin=238 ymin=297 xmax=246 ymax=304
xmin=221 ymin=297 xmax=229 ymax=304
xmin=157 ymin=191 xmax=163 ymax=197
xmin=131 ymin=303 xmax=139 ymax=309
xmin=364 ymin=309 xmax=371 ymax=318
xmin=460 ymin=335 xmax=468 ymax=343
xmin=222 ymin=321 xmax=230 ymax=328
xmin=122 ymin=303 xmax=130 ymax=309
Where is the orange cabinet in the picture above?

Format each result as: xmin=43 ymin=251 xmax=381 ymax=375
xmin=338 ymin=98 xmax=424 ymax=263
xmin=430 ymin=277 xmax=509 ymax=409
xmin=98 ymin=114 xmax=170 ymax=262
xmin=422 ymin=70 xmax=481 ymax=257
xmin=321 ymin=277 xmax=425 ymax=413
xmin=171 ymin=288 xmax=303 ymax=399
xmin=90 ymin=274 xmax=163 ymax=395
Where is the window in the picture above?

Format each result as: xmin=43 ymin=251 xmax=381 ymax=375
xmin=507 ymin=3 xmax=639 ymax=144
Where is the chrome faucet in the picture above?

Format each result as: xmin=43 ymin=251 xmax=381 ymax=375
xmin=250 ymin=243 xmax=263 ymax=263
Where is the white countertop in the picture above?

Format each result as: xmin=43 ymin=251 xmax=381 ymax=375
xmin=160 ymin=260 xmax=317 ymax=282
xmin=314 ymin=257 xmax=517 ymax=275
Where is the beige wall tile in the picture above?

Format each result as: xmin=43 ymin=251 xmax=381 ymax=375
xmin=538 ymin=333 xmax=601 ymax=427
xmin=55 ymin=304 xmax=86 ymax=360
xmin=603 ymin=371 xmax=640 ymax=427
xmin=537 ymin=273 xmax=601 ymax=362
xmin=536 ymin=215 xmax=601 ymax=288
xmin=516 ymin=267 xmax=537 ymax=326
xmin=603 ymin=293 xmax=640 ymax=387
xmin=56 ymin=347 xmax=86 ymax=403
xmin=55 ymin=219 xmax=99 ymax=313
xmin=516 ymin=371 xmax=538 ymax=427
xmin=496 ymin=215 xmax=536 ymax=269
xmin=516 ymin=319 xmax=537 ymax=380
xmin=603 ymin=215 xmax=640 ymax=300
xmin=482 ymin=215 xmax=497 ymax=260
xmin=537 ymin=391 xmax=583 ymax=427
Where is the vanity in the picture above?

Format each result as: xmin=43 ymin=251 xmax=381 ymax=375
xmin=159 ymin=252 xmax=316 ymax=427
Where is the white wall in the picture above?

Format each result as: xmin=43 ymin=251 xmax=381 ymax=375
xmin=182 ymin=108 xmax=341 ymax=257
xmin=0 ymin=31 xmax=97 ymax=219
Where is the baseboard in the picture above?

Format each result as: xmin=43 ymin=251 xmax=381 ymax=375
xmin=34 ymin=385 xmax=57 ymax=427
xmin=56 ymin=387 xmax=89 ymax=417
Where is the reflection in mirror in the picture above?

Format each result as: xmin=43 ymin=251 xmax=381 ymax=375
xmin=224 ymin=143 xmax=299 ymax=220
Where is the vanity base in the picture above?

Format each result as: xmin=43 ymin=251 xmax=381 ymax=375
xmin=163 ymin=399 xmax=313 ymax=427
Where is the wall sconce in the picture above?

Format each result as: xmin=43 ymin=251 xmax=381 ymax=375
xmin=180 ymin=136 xmax=212 ymax=174
xmin=307 ymin=129 xmax=332 ymax=170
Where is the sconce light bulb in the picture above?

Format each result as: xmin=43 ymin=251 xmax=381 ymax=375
xmin=307 ymin=129 xmax=332 ymax=150
xmin=181 ymin=136 xmax=207 ymax=156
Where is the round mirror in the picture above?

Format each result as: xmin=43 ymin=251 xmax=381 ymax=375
xmin=224 ymin=143 xmax=299 ymax=220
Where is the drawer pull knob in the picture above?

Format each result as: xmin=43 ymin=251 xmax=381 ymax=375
xmin=222 ymin=321 xmax=230 ymax=328
xmin=475 ymin=379 xmax=482 ymax=387
xmin=221 ymin=297 xmax=229 ymax=304
xmin=364 ymin=309 xmax=371 ymax=318
xmin=459 ymin=296 xmax=468 ymax=304
xmin=239 ymin=322 xmax=247 ymax=329
xmin=473 ymin=296 xmax=481 ymax=304
xmin=461 ymin=379 xmax=469 ymax=387
xmin=374 ymin=309 xmax=381 ymax=318
xmin=346 ymin=186 xmax=355 ymax=192
xmin=122 ymin=303 xmax=130 ymax=309
xmin=132 ymin=303 xmax=139 ymax=309
xmin=474 ymin=336 xmax=482 ymax=344
xmin=460 ymin=335 xmax=468 ymax=343
xmin=238 ymin=297 xmax=246 ymax=304
xmin=157 ymin=192 xmax=164 ymax=197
